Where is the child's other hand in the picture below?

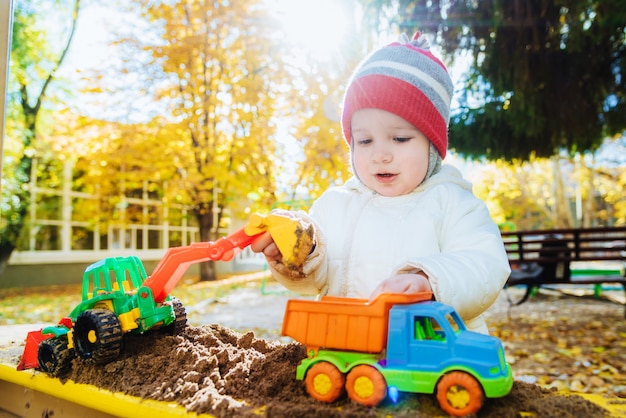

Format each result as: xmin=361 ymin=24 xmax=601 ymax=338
xmin=370 ymin=273 xmax=432 ymax=300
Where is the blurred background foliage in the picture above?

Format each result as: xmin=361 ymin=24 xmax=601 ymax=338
xmin=2 ymin=0 xmax=625 ymax=281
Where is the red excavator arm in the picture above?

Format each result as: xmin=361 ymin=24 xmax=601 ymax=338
xmin=144 ymin=226 xmax=259 ymax=303
xmin=144 ymin=212 xmax=309 ymax=303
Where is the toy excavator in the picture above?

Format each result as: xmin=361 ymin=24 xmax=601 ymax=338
xmin=17 ymin=213 xmax=313 ymax=376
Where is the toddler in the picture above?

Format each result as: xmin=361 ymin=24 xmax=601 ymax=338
xmin=252 ymin=33 xmax=510 ymax=334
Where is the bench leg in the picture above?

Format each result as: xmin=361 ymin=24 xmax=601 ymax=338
xmin=505 ymin=284 xmax=535 ymax=306
xmin=623 ymin=283 xmax=626 ymax=319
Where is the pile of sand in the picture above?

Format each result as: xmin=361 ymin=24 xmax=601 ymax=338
xmin=65 ymin=324 xmax=607 ymax=418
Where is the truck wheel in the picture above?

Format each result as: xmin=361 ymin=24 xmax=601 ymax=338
xmin=163 ymin=297 xmax=187 ymax=335
xmin=345 ymin=364 xmax=387 ymax=406
xmin=73 ymin=309 xmax=123 ymax=365
xmin=436 ymin=371 xmax=484 ymax=417
xmin=305 ymin=361 xmax=345 ymax=403
xmin=38 ymin=336 xmax=74 ymax=377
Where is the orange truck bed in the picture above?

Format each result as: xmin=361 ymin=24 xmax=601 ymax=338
xmin=281 ymin=292 xmax=432 ymax=353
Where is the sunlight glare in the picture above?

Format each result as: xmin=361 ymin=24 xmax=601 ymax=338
xmin=268 ymin=0 xmax=352 ymax=58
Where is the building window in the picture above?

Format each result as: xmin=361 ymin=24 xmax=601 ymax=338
xmin=16 ymin=160 xmax=199 ymax=262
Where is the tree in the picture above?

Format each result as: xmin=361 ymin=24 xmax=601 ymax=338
xmin=110 ymin=0 xmax=285 ymax=281
xmin=362 ymin=0 xmax=626 ymax=161
xmin=1 ymin=0 xmax=80 ymax=275
xmin=285 ymin=7 xmax=372 ymax=201
xmin=469 ymin=138 xmax=626 ymax=230
xmin=290 ymin=87 xmax=351 ymax=200
xmin=287 ymin=61 xmax=354 ymax=201
xmin=471 ymin=157 xmax=574 ymax=229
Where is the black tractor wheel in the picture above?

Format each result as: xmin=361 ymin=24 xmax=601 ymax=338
xmin=163 ymin=297 xmax=187 ymax=335
xmin=38 ymin=336 xmax=74 ymax=377
xmin=73 ymin=309 xmax=123 ymax=364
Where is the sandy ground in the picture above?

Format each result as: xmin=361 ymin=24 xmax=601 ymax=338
xmin=2 ymin=278 xmax=621 ymax=346
xmin=185 ymin=278 xmax=625 ymax=339
xmin=188 ymin=280 xmax=312 ymax=340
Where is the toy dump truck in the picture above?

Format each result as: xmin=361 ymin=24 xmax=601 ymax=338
xmin=17 ymin=213 xmax=309 ymax=377
xmin=282 ymin=293 xmax=513 ymax=417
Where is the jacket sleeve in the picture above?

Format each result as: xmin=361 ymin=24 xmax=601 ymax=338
xmin=395 ymin=185 xmax=511 ymax=324
xmin=265 ymin=211 xmax=328 ymax=295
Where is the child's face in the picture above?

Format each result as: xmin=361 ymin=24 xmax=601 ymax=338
xmin=351 ymin=108 xmax=430 ymax=196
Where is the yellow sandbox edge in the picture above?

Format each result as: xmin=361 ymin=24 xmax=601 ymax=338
xmin=0 ymin=362 xmax=215 ymax=417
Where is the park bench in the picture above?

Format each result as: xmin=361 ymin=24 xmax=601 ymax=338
xmin=501 ymin=226 xmax=626 ymax=316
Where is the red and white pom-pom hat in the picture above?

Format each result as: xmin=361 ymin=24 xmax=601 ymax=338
xmin=341 ymin=32 xmax=454 ymax=159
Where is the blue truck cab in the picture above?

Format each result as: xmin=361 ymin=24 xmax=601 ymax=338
xmin=384 ymin=301 xmax=512 ymax=400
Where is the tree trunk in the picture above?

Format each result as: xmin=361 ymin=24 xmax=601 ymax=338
xmin=0 ymin=242 xmax=15 ymax=279
xmin=194 ymin=203 xmax=217 ymax=282
xmin=552 ymin=157 xmax=574 ymax=228
xmin=0 ymin=152 xmax=30 ymax=280
xmin=583 ymin=154 xmax=596 ymax=228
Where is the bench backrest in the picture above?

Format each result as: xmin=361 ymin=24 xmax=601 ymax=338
xmin=501 ymin=226 xmax=626 ymax=265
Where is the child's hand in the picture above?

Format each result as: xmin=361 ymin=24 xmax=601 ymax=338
xmin=370 ymin=273 xmax=432 ymax=300
xmin=250 ymin=231 xmax=283 ymax=263
xmin=249 ymin=209 xmax=296 ymax=264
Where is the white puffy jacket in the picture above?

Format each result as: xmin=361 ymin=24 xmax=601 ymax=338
xmin=268 ymin=165 xmax=511 ymax=334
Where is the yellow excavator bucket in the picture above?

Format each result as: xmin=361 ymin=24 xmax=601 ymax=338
xmin=245 ymin=213 xmax=314 ymax=271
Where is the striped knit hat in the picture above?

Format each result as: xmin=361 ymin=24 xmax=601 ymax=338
xmin=341 ymin=32 xmax=454 ymax=159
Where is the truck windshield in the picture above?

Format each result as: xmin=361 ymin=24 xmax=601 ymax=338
xmin=412 ymin=313 xmax=464 ymax=341
xmin=443 ymin=312 xmax=462 ymax=335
